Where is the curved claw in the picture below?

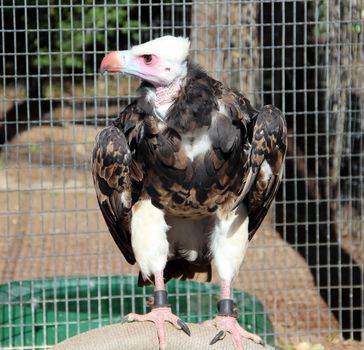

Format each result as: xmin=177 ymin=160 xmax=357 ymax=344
xmin=210 ymin=330 xmax=225 ymax=345
xmin=206 ymin=315 xmax=265 ymax=349
xmin=177 ymin=319 xmax=191 ymax=336
xmin=238 ymin=325 xmax=265 ymax=346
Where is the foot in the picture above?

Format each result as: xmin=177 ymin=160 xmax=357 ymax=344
xmin=204 ymin=315 xmax=265 ymax=350
xmin=127 ymin=306 xmax=190 ymax=350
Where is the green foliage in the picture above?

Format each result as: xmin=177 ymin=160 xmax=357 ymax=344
xmin=2 ymin=1 xmax=139 ymax=75
xmin=353 ymin=23 xmax=362 ymax=33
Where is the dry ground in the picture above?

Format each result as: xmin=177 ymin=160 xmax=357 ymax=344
xmin=0 ymin=125 xmax=363 ymax=349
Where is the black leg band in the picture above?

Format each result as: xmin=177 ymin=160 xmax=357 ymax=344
xmin=153 ymin=290 xmax=169 ymax=308
xmin=217 ymin=299 xmax=234 ymax=316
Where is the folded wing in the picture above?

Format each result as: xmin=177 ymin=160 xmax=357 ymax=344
xmin=234 ymin=105 xmax=287 ymax=239
xmin=91 ymin=125 xmax=142 ymax=264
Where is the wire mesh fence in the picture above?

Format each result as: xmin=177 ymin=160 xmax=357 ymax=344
xmin=0 ymin=1 xmax=363 ymax=349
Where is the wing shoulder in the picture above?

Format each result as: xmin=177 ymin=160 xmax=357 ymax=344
xmin=220 ymin=89 xmax=259 ymax=127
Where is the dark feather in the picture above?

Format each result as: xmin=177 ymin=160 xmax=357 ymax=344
xmin=91 ymin=125 xmax=143 ymax=265
xmin=138 ymin=260 xmax=212 ymax=287
xmin=233 ymin=105 xmax=287 ymax=239
xmin=93 ymin=61 xmax=287 ymax=282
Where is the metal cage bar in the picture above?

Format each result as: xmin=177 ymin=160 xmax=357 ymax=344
xmin=0 ymin=1 xmax=363 ymax=349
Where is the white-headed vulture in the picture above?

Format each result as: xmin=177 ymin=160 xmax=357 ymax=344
xmin=92 ymin=36 xmax=287 ymax=350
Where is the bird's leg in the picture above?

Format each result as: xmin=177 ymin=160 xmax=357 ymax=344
xmin=205 ymin=205 xmax=264 ymax=349
xmin=126 ymin=200 xmax=190 ymax=349
xmin=206 ymin=279 xmax=264 ymax=350
xmin=127 ymin=271 xmax=190 ymax=350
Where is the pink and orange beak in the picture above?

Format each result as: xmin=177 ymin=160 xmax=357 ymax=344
xmin=100 ymin=49 xmax=162 ymax=85
xmin=100 ymin=50 xmax=131 ymax=74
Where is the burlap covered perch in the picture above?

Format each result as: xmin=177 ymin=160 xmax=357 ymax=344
xmin=51 ymin=322 xmax=277 ymax=350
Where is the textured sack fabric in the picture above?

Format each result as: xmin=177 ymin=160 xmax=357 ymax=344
xmin=51 ymin=322 xmax=277 ymax=350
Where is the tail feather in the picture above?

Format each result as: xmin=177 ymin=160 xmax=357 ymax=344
xmin=138 ymin=260 xmax=212 ymax=287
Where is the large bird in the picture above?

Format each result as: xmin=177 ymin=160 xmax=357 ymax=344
xmin=92 ymin=36 xmax=287 ymax=350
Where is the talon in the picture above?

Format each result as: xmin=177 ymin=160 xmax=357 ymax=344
xmin=177 ymin=319 xmax=191 ymax=336
xmin=210 ymin=330 xmax=225 ymax=345
xmin=125 ymin=313 xmax=135 ymax=322
xmin=206 ymin=315 xmax=264 ymax=349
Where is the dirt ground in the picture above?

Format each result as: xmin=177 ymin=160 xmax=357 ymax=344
xmin=0 ymin=125 xmax=363 ymax=349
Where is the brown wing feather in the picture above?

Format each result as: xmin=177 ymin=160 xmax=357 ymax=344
xmin=233 ymin=105 xmax=287 ymax=239
xmin=91 ymin=125 xmax=141 ymax=265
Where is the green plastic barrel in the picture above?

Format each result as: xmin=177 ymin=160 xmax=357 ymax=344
xmin=0 ymin=276 xmax=274 ymax=349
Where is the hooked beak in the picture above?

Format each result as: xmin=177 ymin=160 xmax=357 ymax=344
xmin=100 ymin=50 xmax=130 ymax=74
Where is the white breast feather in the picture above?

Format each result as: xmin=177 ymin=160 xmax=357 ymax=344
xmin=182 ymin=127 xmax=211 ymax=161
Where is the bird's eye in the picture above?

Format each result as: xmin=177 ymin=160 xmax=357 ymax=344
xmin=143 ymin=54 xmax=153 ymax=64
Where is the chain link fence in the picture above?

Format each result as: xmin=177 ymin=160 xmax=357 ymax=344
xmin=0 ymin=1 xmax=363 ymax=349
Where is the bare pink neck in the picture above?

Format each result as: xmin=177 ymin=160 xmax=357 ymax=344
xmin=154 ymin=78 xmax=183 ymax=108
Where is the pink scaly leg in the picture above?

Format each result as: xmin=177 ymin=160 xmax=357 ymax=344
xmin=126 ymin=271 xmax=190 ymax=350
xmin=221 ymin=279 xmax=232 ymax=299
xmin=205 ymin=279 xmax=264 ymax=350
